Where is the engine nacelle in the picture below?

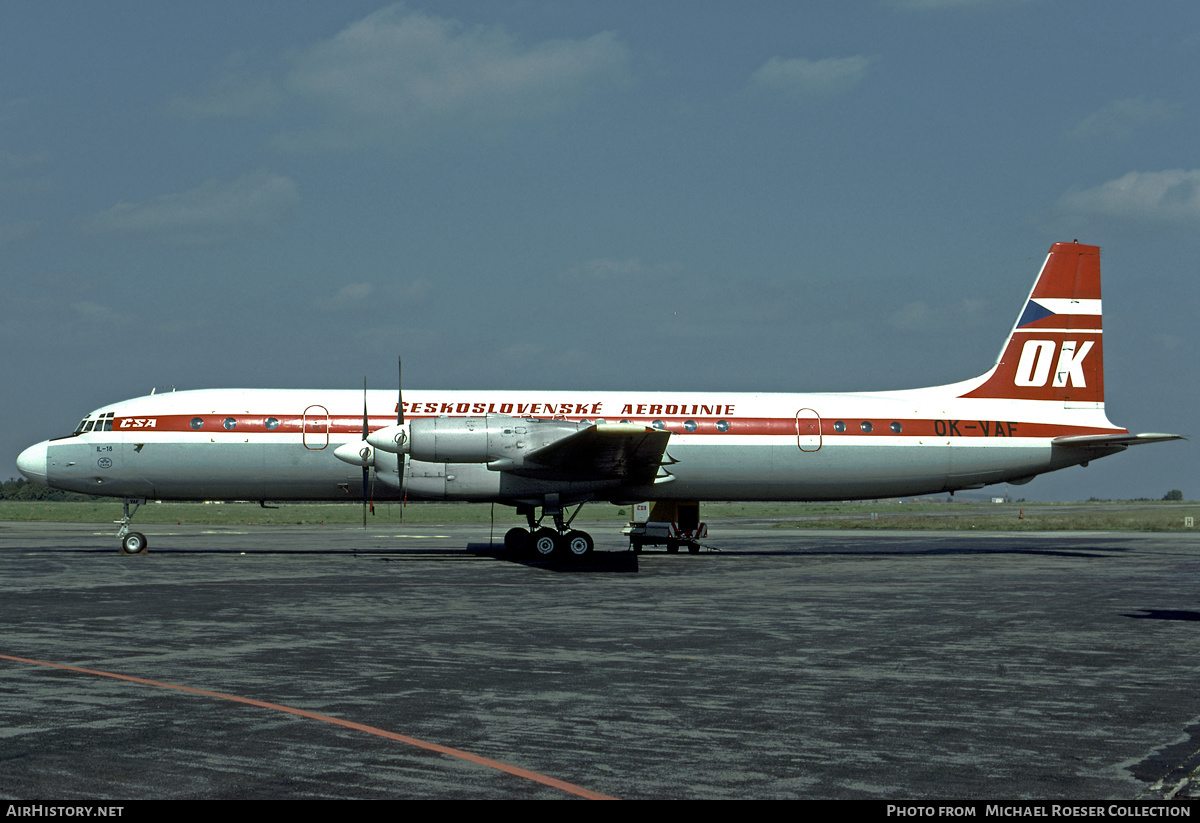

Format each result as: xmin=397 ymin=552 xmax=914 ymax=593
xmin=369 ymin=415 xmax=587 ymax=464
xmin=404 ymin=459 xmax=502 ymax=499
xmin=409 ymin=417 xmax=492 ymax=462
xmin=373 ymin=449 xmax=402 ymax=490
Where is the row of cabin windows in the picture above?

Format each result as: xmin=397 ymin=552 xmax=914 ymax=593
xmin=832 ymin=420 xmax=903 ymax=433
xmin=189 ymin=417 xmax=282 ymax=430
xmin=178 ymin=417 xmax=902 ymax=434
xmin=582 ymin=418 xmax=732 ymax=432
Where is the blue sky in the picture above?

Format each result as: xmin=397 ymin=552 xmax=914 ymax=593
xmin=3 ymin=1 xmax=1195 ymax=501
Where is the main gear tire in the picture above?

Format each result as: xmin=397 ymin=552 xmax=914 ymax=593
xmin=120 ymin=532 xmax=148 ymax=555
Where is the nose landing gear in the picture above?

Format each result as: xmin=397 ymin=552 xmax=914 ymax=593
xmin=116 ymin=498 xmax=148 ymax=554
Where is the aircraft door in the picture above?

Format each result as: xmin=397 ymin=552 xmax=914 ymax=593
xmin=302 ymin=405 xmax=330 ymax=450
xmin=796 ymin=408 xmax=821 ymax=452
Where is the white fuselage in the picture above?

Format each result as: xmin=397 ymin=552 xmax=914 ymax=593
xmin=19 ymin=383 xmax=1125 ymax=505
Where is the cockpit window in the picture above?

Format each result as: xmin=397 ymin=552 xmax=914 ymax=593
xmin=74 ymin=413 xmax=115 ymax=435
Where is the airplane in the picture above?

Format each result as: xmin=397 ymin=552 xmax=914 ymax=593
xmin=16 ymin=241 xmax=1181 ymax=557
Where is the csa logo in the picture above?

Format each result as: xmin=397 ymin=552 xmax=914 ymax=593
xmin=120 ymin=418 xmax=158 ymax=428
xmin=1014 ymin=339 xmax=1094 ymax=388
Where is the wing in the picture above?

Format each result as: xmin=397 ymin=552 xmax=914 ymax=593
xmin=492 ymin=423 xmax=671 ymax=483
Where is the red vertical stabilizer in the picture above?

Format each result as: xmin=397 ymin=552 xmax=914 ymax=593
xmin=961 ymin=242 xmax=1104 ymax=405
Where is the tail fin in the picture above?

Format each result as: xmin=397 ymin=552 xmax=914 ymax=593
xmin=960 ymin=242 xmax=1103 ymax=406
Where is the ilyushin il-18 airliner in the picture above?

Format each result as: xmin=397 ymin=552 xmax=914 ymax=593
xmin=17 ymin=242 xmax=1180 ymax=556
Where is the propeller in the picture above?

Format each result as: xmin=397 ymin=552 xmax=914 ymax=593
xmin=335 ymin=358 xmax=407 ymax=465
xmin=362 ymin=376 xmax=370 ymax=527
xmin=365 ymin=356 xmax=410 ymax=453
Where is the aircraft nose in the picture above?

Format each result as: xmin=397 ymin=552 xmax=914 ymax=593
xmin=16 ymin=441 xmax=49 ymax=484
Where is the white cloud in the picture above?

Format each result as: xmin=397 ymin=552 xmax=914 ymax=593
xmin=85 ymin=171 xmax=299 ymax=240
xmin=71 ymin=301 xmax=115 ymax=322
xmin=0 ymin=220 xmax=37 ymax=246
xmin=1156 ymin=333 xmax=1184 ymax=352
xmin=1059 ymin=170 xmax=1200 ymax=222
xmin=396 ymin=279 xmax=431 ymax=304
xmin=332 ymin=283 xmax=373 ymax=306
xmin=1068 ymin=98 xmax=1179 ymax=140
xmin=890 ymin=298 xmax=986 ymax=332
xmin=566 ymin=257 xmax=680 ymax=281
xmin=890 ymin=301 xmax=931 ymax=331
xmin=0 ymin=147 xmax=51 ymax=170
xmin=167 ymin=55 xmax=283 ymax=120
xmin=176 ymin=5 xmax=631 ymax=151
xmin=889 ymin=0 xmax=1023 ymax=9
xmin=501 ymin=342 xmax=543 ymax=361
xmin=750 ymin=55 xmax=874 ymax=99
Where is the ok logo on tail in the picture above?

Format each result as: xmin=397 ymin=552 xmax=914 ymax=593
xmin=1014 ymin=339 xmax=1095 ymax=388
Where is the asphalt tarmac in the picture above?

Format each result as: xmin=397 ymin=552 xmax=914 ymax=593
xmin=1 ymin=520 xmax=1198 ymax=800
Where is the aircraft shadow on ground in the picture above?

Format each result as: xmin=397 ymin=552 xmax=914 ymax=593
xmin=707 ymin=545 xmax=1121 ymax=559
xmin=1122 ymin=609 xmax=1200 ymax=622
xmin=27 ymin=543 xmax=640 ymax=572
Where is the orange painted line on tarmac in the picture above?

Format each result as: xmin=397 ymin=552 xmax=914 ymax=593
xmin=1 ymin=653 xmax=615 ymax=800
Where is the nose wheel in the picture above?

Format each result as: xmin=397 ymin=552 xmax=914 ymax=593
xmin=120 ymin=531 xmax=148 ymax=555
xmin=116 ymin=498 xmax=149 ymax=554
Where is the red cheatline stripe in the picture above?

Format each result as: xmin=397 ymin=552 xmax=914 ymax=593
xmin=0 ymin=653 xmax=616 ymax=800
xmin=117 ymin=413 xmax=1126 ymax=439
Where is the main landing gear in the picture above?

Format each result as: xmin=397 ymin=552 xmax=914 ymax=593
xmin=117 ymin=498 xmax=148 ymax=555
xmin=503 ymin=500 xmax=595 ymax=560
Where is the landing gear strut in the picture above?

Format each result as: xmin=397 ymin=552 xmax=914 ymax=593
xmin=504 ymin=499 xmax=594 ymax=560
xmin=116 ymin=498 xmax=148 ymax=555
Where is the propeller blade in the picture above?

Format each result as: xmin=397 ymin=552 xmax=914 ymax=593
xmin=363 ymin=376 xmax=369 ymax=528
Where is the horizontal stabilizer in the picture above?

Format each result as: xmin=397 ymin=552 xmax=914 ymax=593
xmin=1052 ymin=432 xmax=1184 ymax=448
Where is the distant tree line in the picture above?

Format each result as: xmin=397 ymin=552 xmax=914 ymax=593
xmin=0 ymin=478 xmax=93 ymax=501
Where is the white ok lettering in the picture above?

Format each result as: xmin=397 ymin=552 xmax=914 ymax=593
xmin=1014 ymin=340 xmax=1055 ymax=386
xmin=1052 ymin=340 xmax=1094 ymax=387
